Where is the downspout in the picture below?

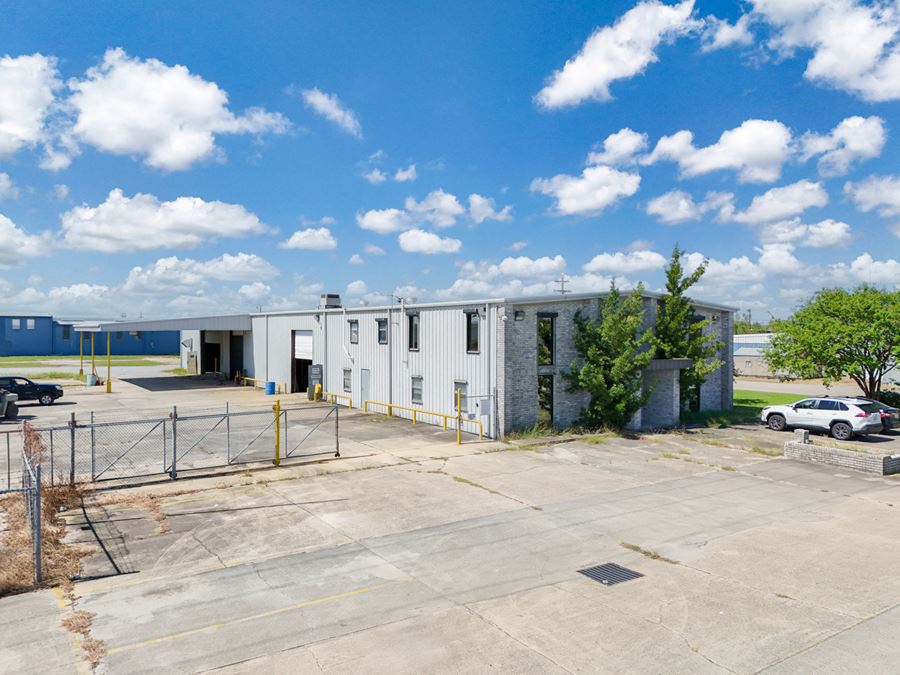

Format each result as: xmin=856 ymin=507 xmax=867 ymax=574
xmin=485 ymin=302 xmax=493 ymax=439
xmin=264 ymin=314 xmax=269 ymax=381
xmin=388 ymin=304 xmax=393 ymax=408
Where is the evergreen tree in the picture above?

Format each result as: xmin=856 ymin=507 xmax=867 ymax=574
xmin=654 ymin=246 xmax=724 ymax=411
xmin=565 ymin=282 xmax=655 ymax=430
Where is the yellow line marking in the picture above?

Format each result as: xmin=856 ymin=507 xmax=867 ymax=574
xmin=52 ymin=588 xmax=93 ymax=675
xmin=106 ymin=578 xmax=413 ymax=655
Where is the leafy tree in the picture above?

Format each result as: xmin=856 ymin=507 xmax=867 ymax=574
xmin=653 ymin=246 xmax=724 ymax=411
xmin=565 ymin=282 xmax=655 ymax=429
xmin=765 ymin=286 xmax=900 ymax=397
xmin=733 ymin=311 xmax=772 ymax=334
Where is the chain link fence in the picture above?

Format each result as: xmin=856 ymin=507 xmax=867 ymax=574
xmin=21 ymin=440 xmax=42 ymax=584
xmin=0 ymin=403 xmax=340 ymax=491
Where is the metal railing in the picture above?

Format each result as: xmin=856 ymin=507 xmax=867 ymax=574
xmin=0 ymin=403 xmax=341 ymax=491
xmin=322 ymin=392 xmax=352 ymax=407
xmin=362 ymin=400 xmax=483 ymax=440
xmin=21 ymin=447 xmax=42 ymax=584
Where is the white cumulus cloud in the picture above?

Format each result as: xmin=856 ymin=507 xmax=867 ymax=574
xmin=731 ymin=180 xmax=828 ymax=224
xmin=0 ymin=173 xmax=19 ymax=200
xmin=300 ymin=87 xmax=362 ymax=138
xmin=67 ymin=48 xmax=289 ymax=171
xmin=123 ymin=253 xmax=278 ymax=294
xmin=536 ymin=0 xmax=699 ymax=108
xmin=363 ymin=168 xmax=387 ymax=184
xmin=468 ymin=194 xmax=513 ymax=224
xmin=586 ymin=128 xmax=649 ymax=165
xmin=356 ymin=208 xmax=411 ymax=234
xmin=394 ymin=164 xmax=417 ymax=182
xmin=0 ymin=53 xmax=60 ymax=158
xmin=279 ymin=227 xmax=337 ymax=250
xmin=799 ymin=115 xmax=886 ymax=176
xmin=760 ymin=218 xmax=852 ymax=248
xmin=364 ymin=243 xmax=386 ymax=255
xmin=346 ymin=279 xmax=368 ymax=295
xmin=645 ymin=189 xmax=733 ymax=224
xmin=844 ymin=174 xmax=900 ymax=217
xmin=398 ymin=229 xmax=462 ymax=254
xmin=0 ymin=214 xmax=52 ymax=268
xmin=404 ymin=189 xmax=466 ymax=228
xmin=60 ymin=188 xmax=268 ymax=252
xmin=645 ymin=119 xmax=792 ymax=183
xmin=701 ymin=14 xmax=754 ymax=52
xmin=530 ymin=165 xmax=641 ymax=216
xmin=583 ymin=250 xmax=666 ymax=274
xmin=349 ymin=254 xmax=364 ymax=265
xmin=750 ymin=0 xmax=900 ymax=102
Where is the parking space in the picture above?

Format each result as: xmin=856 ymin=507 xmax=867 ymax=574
xmin=2 ymin=411 xmax=898 ymax=674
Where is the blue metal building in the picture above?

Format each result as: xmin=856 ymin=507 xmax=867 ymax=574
xmin=0 ymin=315 xmax=179 ymax=356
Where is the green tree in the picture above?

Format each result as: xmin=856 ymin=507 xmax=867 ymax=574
xmin=565 ymin=282 xmax=655 ymax=430
xmin=765 ymin=286 xmax=900 ymax=397
xmin=653 ymin=246 xmax=724 ymax=411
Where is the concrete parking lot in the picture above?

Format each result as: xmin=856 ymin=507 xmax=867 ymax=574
xmin=2 ymin=400 xmax=899 ymax=674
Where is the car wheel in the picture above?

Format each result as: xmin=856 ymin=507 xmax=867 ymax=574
xmin=767 ymin=414 xmax=787 ymax=431
xmin=831 ymin=422 xmax=852 ymax=441
xmin=38 ymin=393 xmax=54 ymax=406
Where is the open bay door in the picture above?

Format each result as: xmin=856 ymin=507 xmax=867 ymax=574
xmin=292 ymin=330 xmax=314 ymax=393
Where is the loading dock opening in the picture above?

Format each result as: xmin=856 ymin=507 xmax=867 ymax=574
xmin=292 ymin=330 xmax=313 ymax=393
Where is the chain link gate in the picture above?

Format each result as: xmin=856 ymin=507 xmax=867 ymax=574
xmin=1 ymin=403 xmax=341 ymax=491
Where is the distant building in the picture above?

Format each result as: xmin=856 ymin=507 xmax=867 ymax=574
xmin=0 ymin=315 xmax=179 ymax=357
xmin=733 ymin=333 xmax=778 ymax=377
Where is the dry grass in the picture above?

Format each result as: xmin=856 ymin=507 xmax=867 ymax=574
xmin=61 ymin=610 xmax=106 ymax=669
xmin=620 ymin=541 xmax=678 ymax=564
xmin=0 ymin=483 xmax=93 ymax=597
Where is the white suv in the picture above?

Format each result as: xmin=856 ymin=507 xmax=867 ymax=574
xmin=761 ymin=397 xmax=883 ymax=440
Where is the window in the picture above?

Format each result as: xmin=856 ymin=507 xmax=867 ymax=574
xmin=514 ymin=310 xmax=525 ymax=321
xmin=135 ymin=331 xmax=141 ymax=339
xmin=376 ymin=319 xmax=388 ymax=344
xmin=349 ymin=320 xmax=359 ymax=344
xmin=816 ymin=400 xmax=839 ymax=411
xmin=116 ymin=331 xmax=123 ymax=341
xmin=793 ymin=399 xmax=817 ymax=409
xmin=343 ymin=368 xmax=352 ymax=393
xmin=454 ymin=381 xmax=468 ymax=413
xmin=465 ymin=312 xmax=479 ymax=353
xmin=538 ymin=375 xmax=553 ymax=426
xmin=408 ymin=314 xmax=420 ymax=350
xmin=62 ymin=325 xmax=71 ymax=340
xmin=26 ymin=318 xmax=35 ymax=330
xmin=538 ymin=315 xmax=555 ymax=365
xmin=411 ymin=376 xmax=423 ymax=404
xmin=11 ymin=318 xmax=20 ymax=330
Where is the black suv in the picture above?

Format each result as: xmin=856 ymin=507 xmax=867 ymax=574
xmin=0 ymin=377 xmax=64 ymax=405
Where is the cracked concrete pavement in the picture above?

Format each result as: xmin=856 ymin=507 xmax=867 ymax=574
xmin=3 ymin=408 xmax=900 ymax=674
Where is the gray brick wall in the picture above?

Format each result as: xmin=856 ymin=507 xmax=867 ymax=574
xmin=699 ymin=306 xmax=733 ymax=411
xmin=784 ymin=441 xmax=900 ymax=475
xmin=640 ymin=364 xmax=681 ymax=429
xmin=498 ymin=295 xmax=733 ymax=433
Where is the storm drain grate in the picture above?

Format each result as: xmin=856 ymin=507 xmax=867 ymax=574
xmin=577 ymin=562 xmax=643 ymax=586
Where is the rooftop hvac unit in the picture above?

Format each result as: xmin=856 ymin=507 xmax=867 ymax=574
xmin=319 ymin=293 xmax=342 ymax=309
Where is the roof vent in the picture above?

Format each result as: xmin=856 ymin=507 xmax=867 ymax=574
xmin=320 ymin=293 xmax=342 ymax=309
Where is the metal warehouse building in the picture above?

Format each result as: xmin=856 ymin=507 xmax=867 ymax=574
xmin=89 ymin=292 xmax=734 ymax=438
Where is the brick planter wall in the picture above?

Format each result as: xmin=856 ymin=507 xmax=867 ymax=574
xmin=784 ymin=440 xmax=900 ymax=476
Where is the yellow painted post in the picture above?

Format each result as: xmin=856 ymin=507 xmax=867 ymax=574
xmin=412 ymin=410 xmax=417 ymax=425
xmin=105 ymin=331 xmax=111 ymax=393
xmin=456 ymin=389 xmax=462 ymax=445
xmin=387 ymin=404 xmax=392 ymax=417
xmin=78 ymin=332 xmax=84 ymax=376
xmin=273 ymin=399 xmax=281 ymax=466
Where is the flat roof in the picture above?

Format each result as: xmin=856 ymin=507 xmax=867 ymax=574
xmin=70 ymin=291 xmax=735 ymax=333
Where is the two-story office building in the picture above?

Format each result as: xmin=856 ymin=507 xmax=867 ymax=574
xmin=84 ymin=292 xmax=734 ymax=438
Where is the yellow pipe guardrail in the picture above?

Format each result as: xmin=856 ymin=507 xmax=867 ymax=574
xmin=363 ymin=400 xmax=483 ymax=442
xmin=241 ymin=377 xmax=286 ymax=394
xmin=322 ymin=392 xmax=352 ymax=407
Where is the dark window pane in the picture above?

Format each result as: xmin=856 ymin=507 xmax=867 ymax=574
xmin=466 ymin=313 xmax=479 ymax=352
xmin=349 ymin=321 xmax=359 ymax=344
xmin=377 ymin=319 xmax=388 ymax=344
xmin=538 ymin=317 xmax=554 ymax=365
xmin=408 ymin=315 xmax=419 ymax=350
xmin=538 ymin=375 xmax=553 ymax=426
xmin=817 ymin=400 xmax=838 ymax=410
xmin=411 ymin=376 xmax=423 ymax=404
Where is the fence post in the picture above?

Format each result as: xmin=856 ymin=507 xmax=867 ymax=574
xmin=69 ymin=413 xmax=75 ymax=485
xmin=6 ymin=433 xmax=10 ymax=492
xmin=90 ymin=411 xmax=96 ymax=480
xmin=273 ymin=399 xmax=281 ymax=466
xmin=34 ymin=463 xmax=42 ymax=585
xmin=457 ymin=389 xmax=462 ymax=446
xmin=334 ymin=404 xmax=340 ymax=458
xmin=226 ymin=402 xmax=231 ymax=463
xmin=170 ymin=406 xmax=178 ymax=480
xmin=49 ymin=430 xmax=54 ymax=486
xmin=162 ymin=420 xmax=167 ymax=475
xmin=283 ymin=408 xmax=288 ymax=456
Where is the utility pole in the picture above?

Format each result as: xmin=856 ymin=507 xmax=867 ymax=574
xmin=554 ymin=275 xmax=571 ymax=296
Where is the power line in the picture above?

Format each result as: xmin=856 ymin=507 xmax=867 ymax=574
xmin=554 ymin=275 xmax=571 ymax=295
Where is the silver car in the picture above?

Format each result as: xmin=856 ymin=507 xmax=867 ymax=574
xmin=760 ymin=397 xmax=883 ymax=440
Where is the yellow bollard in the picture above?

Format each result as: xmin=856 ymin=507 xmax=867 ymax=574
xmin=273 ymin=399 xmax=281 ymax=466
xmin=412 ymin=410 xmax=416 ymax=425
xmin=458 ymin=395 xmax=463 ymax=444
xmin=106 ymin=331 xmax=111 ymax=393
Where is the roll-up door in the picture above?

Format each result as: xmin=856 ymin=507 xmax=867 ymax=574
xmin=293 ymin=330 xmax=313 ymax=360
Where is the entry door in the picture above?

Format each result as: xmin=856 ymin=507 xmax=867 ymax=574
xmin=360 ymin=369 xmax=371 ymax=409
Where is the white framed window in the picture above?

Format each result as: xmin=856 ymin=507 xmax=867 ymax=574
xmin=411 ymin=376 xmax=423 ymax=405
xmin=343 ymin=368 xmax=352 ymax=393
xmin=26 ymin=318 xmax=35 ymax=330
xmin=376 ymin=318 xmax=388 ymax=344
xmin=11 ymin=318 xmax=20 ymax=330
xmin=349 ymin=320 xmax=359 ymax=344
xmin=408 ymin=314 xmax=420 ymax=350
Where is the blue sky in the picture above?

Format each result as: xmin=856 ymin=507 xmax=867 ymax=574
xmin=0 ymin=0 xmax=898 ymax=320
